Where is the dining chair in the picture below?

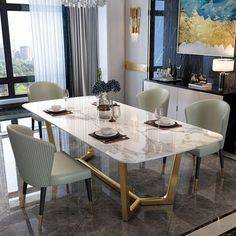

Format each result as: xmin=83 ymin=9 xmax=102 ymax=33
xmin=136 ymin=87 xmax=169 ymax=115
xmin=7 ymin=124 xmax=92 ymax=231
xmin=28 ymin=81 xmax=64 ymax=139
xmin=136 ymin=87 xmax=170 ymax=173
xmin=185 ymin=99 xmax=230 ymax=190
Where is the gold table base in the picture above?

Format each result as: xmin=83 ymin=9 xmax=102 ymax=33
xmin=46 ymin=121 xmax=182 ymax=221
xmin=76 ymin=147 xmax=182 ymax=221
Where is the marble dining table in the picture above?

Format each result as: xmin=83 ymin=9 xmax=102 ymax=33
xmin=23 ymin=96 xmax=223 ymax=221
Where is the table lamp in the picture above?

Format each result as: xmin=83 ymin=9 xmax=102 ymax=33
xmin=212 ymin=58 xmax=234 ymax=92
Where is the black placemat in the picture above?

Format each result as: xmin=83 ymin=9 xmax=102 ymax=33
xmin=44 ymin=109 xmax=73 ymax=116
xmin=144 ymin=119 xmax=182 ymax=129
xmin=89 ymin=132 xmax=129 ymax=144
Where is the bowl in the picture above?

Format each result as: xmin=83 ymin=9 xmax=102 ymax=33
xmin=100 ymin=127 xmax=115 ymax=135
xmin=51 ymin=105 xmax=62 ymax=111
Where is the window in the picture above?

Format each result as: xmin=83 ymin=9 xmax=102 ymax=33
xmin=149 ymin=0 xmax=180 ymax=80
xmin=154 ymin=16 xmax=164 ymax=67
xmin=149 ymin=0 xmax=165 ymax=79
xmin=0 ymin=1 xmax=34 ymax=99
xmin=6 ymin=0 xmax=29 ymax=3
xmin=0 ymin=17 xmax=6 ymax=78
xmin=8 ymin=11 xmax=34 ymax=77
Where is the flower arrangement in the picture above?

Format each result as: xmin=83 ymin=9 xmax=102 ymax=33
xmin=92 ymin=79 xmax=121 ymax=95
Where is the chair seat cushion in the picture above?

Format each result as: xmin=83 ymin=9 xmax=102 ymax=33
xmin=50 ymin=152 xmax=91 ymax=186
xmin=188 ymin=141 xmax=221 ymax=157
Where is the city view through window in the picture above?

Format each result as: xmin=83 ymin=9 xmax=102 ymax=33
xmin=0 ymin=18 xmax=6 ymax=79
xmin=8 ymin=11 xmax=34 ymax=77
xmin=0 ymin=3 xmax=34 ymax=98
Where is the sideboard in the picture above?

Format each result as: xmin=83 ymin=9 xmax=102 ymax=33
xmin=143 ymin=79 xmax=236 ymax=154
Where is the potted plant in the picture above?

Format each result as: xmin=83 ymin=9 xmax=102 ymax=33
xmin=92 ymin=79 xmax=121 ymax=107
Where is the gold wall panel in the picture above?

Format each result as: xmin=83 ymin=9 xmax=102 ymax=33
xmin=125 ymin=61 xmax=147 ymax=73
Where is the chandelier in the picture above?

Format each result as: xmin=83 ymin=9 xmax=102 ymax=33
xmin=62 ymin=0 xmax=106 ymax=7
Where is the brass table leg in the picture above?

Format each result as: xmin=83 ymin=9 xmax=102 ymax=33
xmin=46 ymin=122 xmax=55 ymax=145
xmin=119 ymin=163 xmax=130 ymax=221
xmin=45 ymin=121 xmax=57 ymax=199
xmin=141 ymin=153 xmax=182 ymax=205
xmin=78 ymin=150 xmax=182 ymax=221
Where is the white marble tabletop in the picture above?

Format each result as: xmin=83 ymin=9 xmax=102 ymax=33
xmin=23 ymin=96 xmax=222 ymax=164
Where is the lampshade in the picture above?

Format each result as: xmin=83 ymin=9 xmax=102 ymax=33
xmin=212 ymin=59 xmax=234 ymax=72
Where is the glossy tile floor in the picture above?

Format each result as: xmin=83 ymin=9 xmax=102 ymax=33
xmin=0 ymin=118 xmax=236 ymax=235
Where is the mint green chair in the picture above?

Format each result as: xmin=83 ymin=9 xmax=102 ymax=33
xmin=28 ymin=81 xmax=64 ymax=138
xmin=7 ymin=124 xmax=92 ymax=231
xmin=185 ymin=99 xmax=230 ymax=190
xmin=136 ymin=87 xmax=169 ymax=116
xmin=136 ymin=87 xmax=170 ymax=173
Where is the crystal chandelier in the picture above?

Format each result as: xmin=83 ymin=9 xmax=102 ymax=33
xmin=62 ymin=0 xmax=106 ymax=7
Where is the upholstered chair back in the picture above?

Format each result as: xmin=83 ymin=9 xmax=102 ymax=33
xmin=7 ymin=124 xmax=56 ymax=187
xmin=136 ymin=88 xmax=170 ymax=116
xmin=28 ymin=81 xmax=63 ymax=102
xmin=185 ymin=99 xmax=230 ymax=148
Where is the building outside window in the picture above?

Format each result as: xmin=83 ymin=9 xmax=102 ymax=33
xmin=0 ymin=0 xmax=34 ymax=99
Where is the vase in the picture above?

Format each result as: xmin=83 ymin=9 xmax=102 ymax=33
xmin=97 ymin=92 xmax=110 ymax=106
xmin=97 ymin=92 xmax=111 ymax=119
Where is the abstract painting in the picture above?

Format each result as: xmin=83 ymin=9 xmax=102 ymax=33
xmin=177 ymin=0 xmax=236 ymax=57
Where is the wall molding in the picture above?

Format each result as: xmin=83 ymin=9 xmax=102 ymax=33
xmin=125 ymin=61 xmax=147 ymax=73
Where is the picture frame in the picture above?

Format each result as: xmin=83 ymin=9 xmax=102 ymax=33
xmin=177 ymin=0 xmax=236 ymax=57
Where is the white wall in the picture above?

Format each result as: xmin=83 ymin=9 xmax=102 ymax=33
xmin=107 ymin=0 xmax=125 ymax=102
xmin=98 ymin=0 xmax=125 ymax=103
xmin=98 ymin=0 xmax=148 ymax=105
xmin=125 ymin=0 xmax=149 ymax=107
xmin=98 ymin=5 xmax=108 ymax=83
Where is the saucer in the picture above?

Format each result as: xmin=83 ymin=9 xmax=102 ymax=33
xmin=94 ymin=130 xmax=119 ymax=139
xmin=46 ymin=108 xmax=66 ymax=113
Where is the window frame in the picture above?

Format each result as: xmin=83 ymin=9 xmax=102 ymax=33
xmin=149 ymin=0 xmax=165 ymax=79
xmin=0 ymin=0 xmax=34 ymax=99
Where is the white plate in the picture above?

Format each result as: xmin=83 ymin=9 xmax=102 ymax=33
xmin=155 ymin=120 xmax=176 ymax=127
xmin=47 ymin=108 xmax=66 ymax=113
xmin=94 ymin=130 xmax=118 ymax=138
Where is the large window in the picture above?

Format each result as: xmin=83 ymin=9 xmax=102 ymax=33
xmin=0 ymin=1 xmax=34 ymax=99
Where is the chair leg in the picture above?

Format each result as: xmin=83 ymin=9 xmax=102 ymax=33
xmin=85 ymin=179 xmax=92 ymax=203
xmin=31 ymin=118 xmax=35 ymax=131
xmin=194 ymin=156 xmax=201 ymax=191
xmin=20 ymin=181 xmax=27 ymax=208
xmin=38 ymin=121 xmax=43 ymax=139
xmin=66 ymin=184 xmax=70 ymax=194
xmin=219 ymin=149 xmax=224 ymax=178
xmin=161 ymin=157 xmax=167 ymax=174
xmin=192 ymin=155 xmax=196 ymax=169
xmin=139 ymin=162 xmax=145 ymax=169
xmin=38 ymin=187 xmax=47 ymax=231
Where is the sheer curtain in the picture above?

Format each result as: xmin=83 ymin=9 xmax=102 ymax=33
xmin=29 ymin=0 xmax=66 ymax=89
xmin=63 ymin=3 xmax=99 ymax=96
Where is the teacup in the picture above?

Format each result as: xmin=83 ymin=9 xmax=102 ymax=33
xmin=51 ymin=105 xmax=62 ymax=111
xmin=100 ymin=127 xmax=115 ymax=135
xmin=159 ymin=117 xmax=171 ymax=125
